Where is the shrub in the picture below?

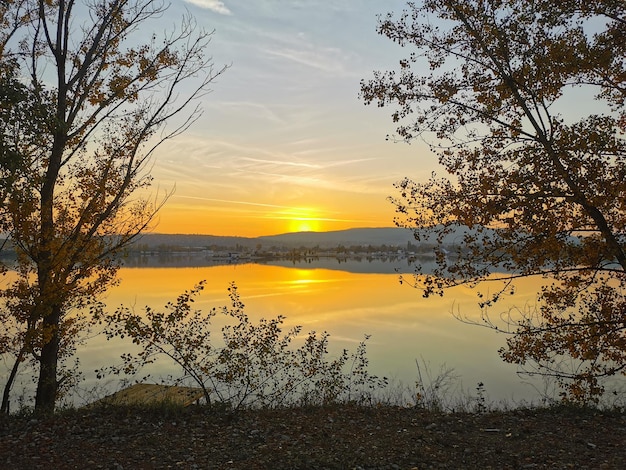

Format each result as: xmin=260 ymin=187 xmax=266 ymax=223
xmin=97 ymin=282 xmax=387 ymax=409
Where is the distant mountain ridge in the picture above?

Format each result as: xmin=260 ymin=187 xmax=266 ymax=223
xmin=259 ymin=227 xmax=415 ymax=247
xmin=132 ymin=227 xmax=416 ymax=250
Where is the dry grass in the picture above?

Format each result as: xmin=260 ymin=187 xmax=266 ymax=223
xmin=91 ymin=383 xmax=204 ymax=407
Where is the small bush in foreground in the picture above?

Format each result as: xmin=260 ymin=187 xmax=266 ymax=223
xmin=96 ymin=282 xmax=388 ymax=410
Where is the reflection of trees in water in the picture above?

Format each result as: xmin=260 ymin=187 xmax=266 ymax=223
xmin=119 ymin=252 xmax=430 ymax=274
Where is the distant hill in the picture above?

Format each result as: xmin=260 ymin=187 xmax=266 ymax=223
xmin=131 ymin=228 xmax=417 ymax=250
xmin=258 ymin=227 xmax=415 ymax=248
xmin=131 ymin=233 xmax=258 ymax=249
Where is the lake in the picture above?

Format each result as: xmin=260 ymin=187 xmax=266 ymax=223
xmin=70 ymin=258 xmax=553 ymax=407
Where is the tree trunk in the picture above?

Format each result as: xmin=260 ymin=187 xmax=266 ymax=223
xmin=1 ymin=346 xmax=25 ymax=414
xmin=34 ymin=304 xmax=61 ymax=413
xmin=33 ymin=69 xmax=65 ymax=412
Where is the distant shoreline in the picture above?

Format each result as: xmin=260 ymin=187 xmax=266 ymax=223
xmin=120 ymin=252 xmax=433 ymax=275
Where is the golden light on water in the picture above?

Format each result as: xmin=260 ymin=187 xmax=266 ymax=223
xmin=0 ymin=263 xmax=549 ymax=402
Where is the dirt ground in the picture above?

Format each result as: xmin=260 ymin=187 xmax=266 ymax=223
xmin=1 ymin=404 xmax=625 ymax=469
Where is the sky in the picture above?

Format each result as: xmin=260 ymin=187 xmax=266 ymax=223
xmin=146 ymin=0 xmax=438 ymax=237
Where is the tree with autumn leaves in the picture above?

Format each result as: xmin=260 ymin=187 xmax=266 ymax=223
xmin=0 ymin=0 xmax=225 ymax=413
xmin=361 ymin=0 xmax=625 ymax=402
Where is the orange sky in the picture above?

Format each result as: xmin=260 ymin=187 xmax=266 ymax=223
xmin=154 ymin=197 xmax=396 ymax=237
xmin=141 ymin=1 xmax=437 ymax=237
xmin=149 ymin=167 xmax=424 ymax=237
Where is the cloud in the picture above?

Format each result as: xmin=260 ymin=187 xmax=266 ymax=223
xmin=204 ymin=101 xmax=289 ymax=125
xmin=239 ymin=157 xmax=319 ymax=169
xmin=261 ymin=43 xmax=349 ymax=75
xmin=175 ymin=196 xmax=291 ymax=210
xmin=183 ymin=0 xmax=232 ymax=15
xmin=153 ymin=134 xmax=397 ymax=199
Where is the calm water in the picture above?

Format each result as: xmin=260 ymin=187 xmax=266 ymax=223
xmin=72 ymin=259 xmax=550 ymax=405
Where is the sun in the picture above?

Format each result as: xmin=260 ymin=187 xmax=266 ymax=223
xmin=290 ymin=219 xmax=320 ymax=232
xmin=285 ymin=207 xmax=323 ymax=233
xmin=289 ymin=216 xmax=321 ymax=233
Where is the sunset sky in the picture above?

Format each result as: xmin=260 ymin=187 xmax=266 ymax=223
xmin=149 ymin=0 xmax=437 ymax=236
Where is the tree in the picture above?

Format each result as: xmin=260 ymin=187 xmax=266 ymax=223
xmin=361 ymin=0 xmax=625 ymax=402
xmin=0 ymin=0 xmax=226 ymax=413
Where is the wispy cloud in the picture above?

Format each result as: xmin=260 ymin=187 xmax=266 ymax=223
xmin=183 ymin=0 xmax=232 ymax=15
xmin=169 ymin=195 xmax=367 ymax=222
xmin=154 ymin=134 xmax=397 ymax=199
xmin=204 ymin=101 xmax=289 ymax=125
xmin=230 ymin=23 xmax=355 ymax=76
xmin=262 ymin=44 xmax=348 ymax=74
xmin=173 ymin=195 xmax=372 ymax=224
xmin=239 ymin=157 xmax=319 ymax=169
xmin=175 ymin=196 xmax=292 ymax=210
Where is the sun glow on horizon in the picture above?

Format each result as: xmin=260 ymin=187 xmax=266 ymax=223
xmin=289 ymin=218 xmax=321 ymax=233
xmin=273 ymin=207 xmax=325 ymax=233
xmin=153 ymin=194 xmax=397 ymax=237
